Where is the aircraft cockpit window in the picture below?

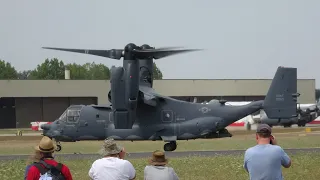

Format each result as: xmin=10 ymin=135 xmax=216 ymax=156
xmin=58 ymin=111 xmax=67 ymax=122
xmin=66 ymin=107 xmax=81 ymax=123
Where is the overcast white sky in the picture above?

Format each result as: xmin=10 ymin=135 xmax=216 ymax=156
xmin=1 ymin=0 xmax=319 ymax=86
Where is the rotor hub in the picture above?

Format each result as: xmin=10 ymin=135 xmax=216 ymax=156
xmin=140 ymin=44 xmax=154 ymax=49
xmin=125 ymin=43 xmax=138 ymax=52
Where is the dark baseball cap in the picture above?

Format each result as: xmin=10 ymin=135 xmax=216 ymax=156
xmin=256 ymin=124 xmax=272 ymax=133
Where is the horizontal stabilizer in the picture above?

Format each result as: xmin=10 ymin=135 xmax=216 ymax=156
xmin=91 ymin=104 xmax=112 ymax=110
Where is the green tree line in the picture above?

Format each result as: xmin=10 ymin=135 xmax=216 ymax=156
xmin=0 ymin=58 xmax=163 ymax=80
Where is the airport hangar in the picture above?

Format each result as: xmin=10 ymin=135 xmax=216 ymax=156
xmin=0 ymin=79 xmax=316 ymax=129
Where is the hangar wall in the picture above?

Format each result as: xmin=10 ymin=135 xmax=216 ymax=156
xmin=0 ymin=97 xmax=97 ymax=129
xmin=0 ymin=79 xmax=315 ymax=103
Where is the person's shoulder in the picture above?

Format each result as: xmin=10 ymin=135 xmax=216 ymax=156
xmin=272 ymin=145 xmax=283 ymax=149
xmin=113 ymin=158 xmax=133 ymax=167
xmin=60 ymin=162 xmax=71 ymax=170
xmin=28 ymin=164 xmax=39 ymax=172
xmin=92 ymin=158 xmax=105 ymax=164
xmin=266 ymin=144 xmax=283 ymax=151
xmin=26 ymin=163 xmax=42 ymax=175
xmin=144 ymin=165 xmax=159 ymax=170
xmin=271 ymin=145 xmax=286 ymax=153
xmin=244 ymin=145 xmax=264 ymax=156
xmin=245 ymin=146 xmax=257 ymax=153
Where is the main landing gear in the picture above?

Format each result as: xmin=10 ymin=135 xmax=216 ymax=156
xmin=297 ymin=120 xmax=306 ymax=127
xmin=55 ymin=141 xmax=62 ymax=152
xmin=163 ymin=141 xmax=177 ymax=151
xmin=47 ymin=137 xmax=62 ymax=152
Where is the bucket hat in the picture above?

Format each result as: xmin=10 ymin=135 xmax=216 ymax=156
xmin=148 ymin=150 xmax=168 ymax=166
xmin=98 ymin=138 xmax=123 ymax=156
xmin=34 ymin=136 xmax=56 ymax=153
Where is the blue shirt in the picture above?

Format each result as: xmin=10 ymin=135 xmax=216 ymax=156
xmin=243 ymin=144 xmax=291 ymax=180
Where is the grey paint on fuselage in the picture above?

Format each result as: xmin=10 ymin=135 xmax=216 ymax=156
xmin=43 ymin=66 xmax=298 ymax=147
xmin=51 ymin=99 xmax=264 ymax=142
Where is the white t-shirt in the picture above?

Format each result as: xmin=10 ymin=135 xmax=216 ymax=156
xmin=144 ymin=165 xmax=179 ymax=180
xmin=89 ymin=157 xmax=136 ymax=180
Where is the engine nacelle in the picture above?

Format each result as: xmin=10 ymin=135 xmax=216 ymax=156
xmin=110 ymin=67 xmax=126 ymax=109
xmin=125 ymin=60 xmax=139 ymax=111
xmin=110 ymin=67 xmax=133 ymax=129
xmin=109 ymin=61 xmax=139 ymax=129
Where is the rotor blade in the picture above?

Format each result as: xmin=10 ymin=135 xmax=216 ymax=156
xmin=42 ymin=47 xmax=123 ymax=59
xmin=141 ymin=46 xmax=185 ymax=50
xmin=153 ymin=46 xmax=186 ymax=50
xmin=133 ymin=48 xmax=203 ymax=59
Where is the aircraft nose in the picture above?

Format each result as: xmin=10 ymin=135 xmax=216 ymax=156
xmin=41 ymin=124 xmax=51 ymax=130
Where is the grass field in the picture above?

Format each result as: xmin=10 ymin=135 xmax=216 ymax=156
xmin=1 ymin=152 xmax=319 ymax=180
xmin=1 ymin=128 xmax=320 ymax=179
xmin=0 ymin=131 xmax=319 ymax=155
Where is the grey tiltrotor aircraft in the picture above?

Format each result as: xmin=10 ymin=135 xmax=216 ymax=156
xmin=40 ymin=43 xmax=299 ymax=152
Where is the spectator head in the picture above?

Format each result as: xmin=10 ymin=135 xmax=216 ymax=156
xmin=148 ymin=150 xmax=168 ymax=166
xmin=99 ymin=138 xmax=124 ymax=157
xmin=34 ymin=136 xmax=55 ymax=158
xmin=256 ymin=123 xmax=272 ymax=140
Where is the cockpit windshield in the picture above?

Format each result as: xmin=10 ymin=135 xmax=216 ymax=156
xmin=57 ymin=105 xmax=83 ymax=123
xmin=58 ymin=110 xmax=67 ymax=121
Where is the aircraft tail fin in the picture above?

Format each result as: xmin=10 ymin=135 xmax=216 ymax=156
xmin=263 ymin=66 xmax=299 ymax=119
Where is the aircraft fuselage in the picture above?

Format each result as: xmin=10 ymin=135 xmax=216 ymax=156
xmin=43 ymin=98 xmax=264 ymax=144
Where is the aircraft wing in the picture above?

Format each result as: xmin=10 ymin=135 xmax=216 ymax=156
xmin=91 ymin=104 xmax=112 ymax=109
xmin=139 ymin=85 xmax=165 ymax=106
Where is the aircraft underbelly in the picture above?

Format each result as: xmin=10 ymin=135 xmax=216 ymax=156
xmin=262 ymin=118 xmax=297 ymax=125
xmin=177 ymin=117 xmax=218 ymax=140
xmin=103 ymin=116 xmax=219 ymax=141
xmin=105 ymin=124 xmax=161 ymax=140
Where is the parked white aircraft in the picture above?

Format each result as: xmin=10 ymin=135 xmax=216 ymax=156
xmin=206 ymin=99 xmax=320 ymax=128
xmin=258 ymin=102 xmax=320 ymax=127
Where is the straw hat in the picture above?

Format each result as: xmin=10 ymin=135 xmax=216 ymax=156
xmin=98 ymin=138 xmax=123 ymax=156
xmin=34 ymin=136 xmax=56 ymax=153
xmin=148 ymin=150 xmax=168 ymax=166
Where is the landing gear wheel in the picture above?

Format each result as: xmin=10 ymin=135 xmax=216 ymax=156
xmin=298 ymin=121 xmax=306 ymax=127
xmin=163 ymin=141 xmax=177 ymax=152
xmin=55 ymin=141 xmax=62 ymax=152
xmin=56 ymin=145 xmax=62 ymax=152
